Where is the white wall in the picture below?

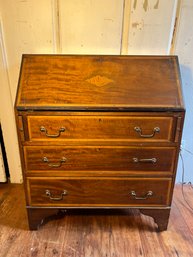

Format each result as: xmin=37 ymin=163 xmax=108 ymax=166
xmin=0 ymin=0 xmax=192 ymax=183
xmin=127 ymin=0 xmax=177 ymax=54
xmin=59 ymin=0 xmax=124 ymax=54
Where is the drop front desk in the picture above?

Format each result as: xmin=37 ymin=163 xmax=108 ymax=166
xmin=15 ymin=55 xmax=185 ymax=231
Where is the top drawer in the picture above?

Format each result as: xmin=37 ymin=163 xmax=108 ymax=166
xmin=24 ymin=113 xmax=177 ymax=143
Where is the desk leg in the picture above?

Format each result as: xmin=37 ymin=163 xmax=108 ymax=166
xmin=27 ymin=208 xmax=62 ymax=230
xmin=140 ymin=209 xmax=171 ymax=231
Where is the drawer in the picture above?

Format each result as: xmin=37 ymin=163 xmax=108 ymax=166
xmin=27 ymin=177 xmax=172 ymax=207
xmin=24 ymin=146 xmax=176 ymax=174
xmin=26 ymin=115 xmax=175 ymax=142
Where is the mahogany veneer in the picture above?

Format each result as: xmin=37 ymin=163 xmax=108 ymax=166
xmin=15 ymin=55 xmax=185 ymax=231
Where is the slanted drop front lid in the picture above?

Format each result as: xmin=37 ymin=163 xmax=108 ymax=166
xmin=15 ymin=55 xmax=184 ymax=111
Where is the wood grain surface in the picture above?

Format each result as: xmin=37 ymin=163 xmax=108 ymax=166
xmin=0 ymin=183 xmax=193 ymax=257
xmin=27 ymin=114 xmax=174 ymax=142
xmin=16 ymin=55 xmax=184 ymax=110
xmin=27 ymin=177 xmax=172 ymax=207
xmin=14 ymin=55 xmax=185 ymax=232
xmin=24 ymin=146 xmax=176 ymax=174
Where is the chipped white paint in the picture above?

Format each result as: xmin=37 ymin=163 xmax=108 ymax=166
xmin=133 ymin=0 xmax=161 ymax=12
xmin=174 ymin=0 xmax=193 ymax=182
xmin=127 ymin=0 xmax=178 ymax=55
xmin=59 ymin=0 xmax=124 ymax=54
xmin=0 ymin=143 xmax=6 ymax=182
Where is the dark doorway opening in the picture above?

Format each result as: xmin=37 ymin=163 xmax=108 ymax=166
xmin=0 ymin=124 xmax=10 ymax=179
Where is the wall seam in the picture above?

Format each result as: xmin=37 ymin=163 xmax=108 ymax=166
xmin=168 ymin=0 xmax=180 ymax=54
xmin=52 ymin=0 xmax=61 ymax=53
xmin=120 ymin=0 xmax=131 ymax=55
xmin=170 ymin=0 xmax=183 ymax=54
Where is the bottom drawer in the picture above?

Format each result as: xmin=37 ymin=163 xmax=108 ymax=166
xmin=27 ymin=177 xmax=172 ymax=207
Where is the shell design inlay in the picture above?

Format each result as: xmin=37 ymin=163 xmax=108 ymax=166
xmin=86 ymin=75 xmax=113 ymax=87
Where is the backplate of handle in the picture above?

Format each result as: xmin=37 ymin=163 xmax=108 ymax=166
xmin=45 ymin=189 xmax=67 ymax=201
xmin=134 ymin=126 xmax=160 ymax=138
xmin=130 ymin=190 xmax=153 ymax=200
xmin=40 ymin=126 xmax=65 ymax=138
xmin=133 ymin=157 xmax=157 ymax=163
xmin=42 ymin=157 xmax=67 ymax=167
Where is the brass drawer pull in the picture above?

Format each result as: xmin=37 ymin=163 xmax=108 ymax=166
xmin=45 ymin=189 xmax=67 ymax=201
xmin=133 ymin=157 xmax=157 ymax=163
xmin=134 ymin=126 xmax=160 ymax=138
xmin=40 ymin=126 xmax=65 ymax=138
xmin=130 ymin=190 xmax=153 ymax=200
xmin=42 ymin=157 xmax=67 ymax=167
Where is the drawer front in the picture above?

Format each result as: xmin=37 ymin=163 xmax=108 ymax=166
xmin=24 ymin=146 xmax=176 ymax=173
xmin=27 ymin=177 xmax=172 ymax=207
xmin=27 ymin=115 xmax=175 ymax=142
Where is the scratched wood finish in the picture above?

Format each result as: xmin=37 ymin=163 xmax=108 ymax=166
xmin=27 ymin=114 xmax=175 ymax=142
xmin=24 ymin=146 xmax=176 ymax=173
xmin=16 ymin=55 xmax=184 ymax=110
xmin=0 ymin=184 xmax=193 ymax=257
xmin=27 ymin=177 xmax=172 ymax=207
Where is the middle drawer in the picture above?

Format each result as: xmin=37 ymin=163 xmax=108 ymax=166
xmin=24 ymin=146 xmax=176 ymax=175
